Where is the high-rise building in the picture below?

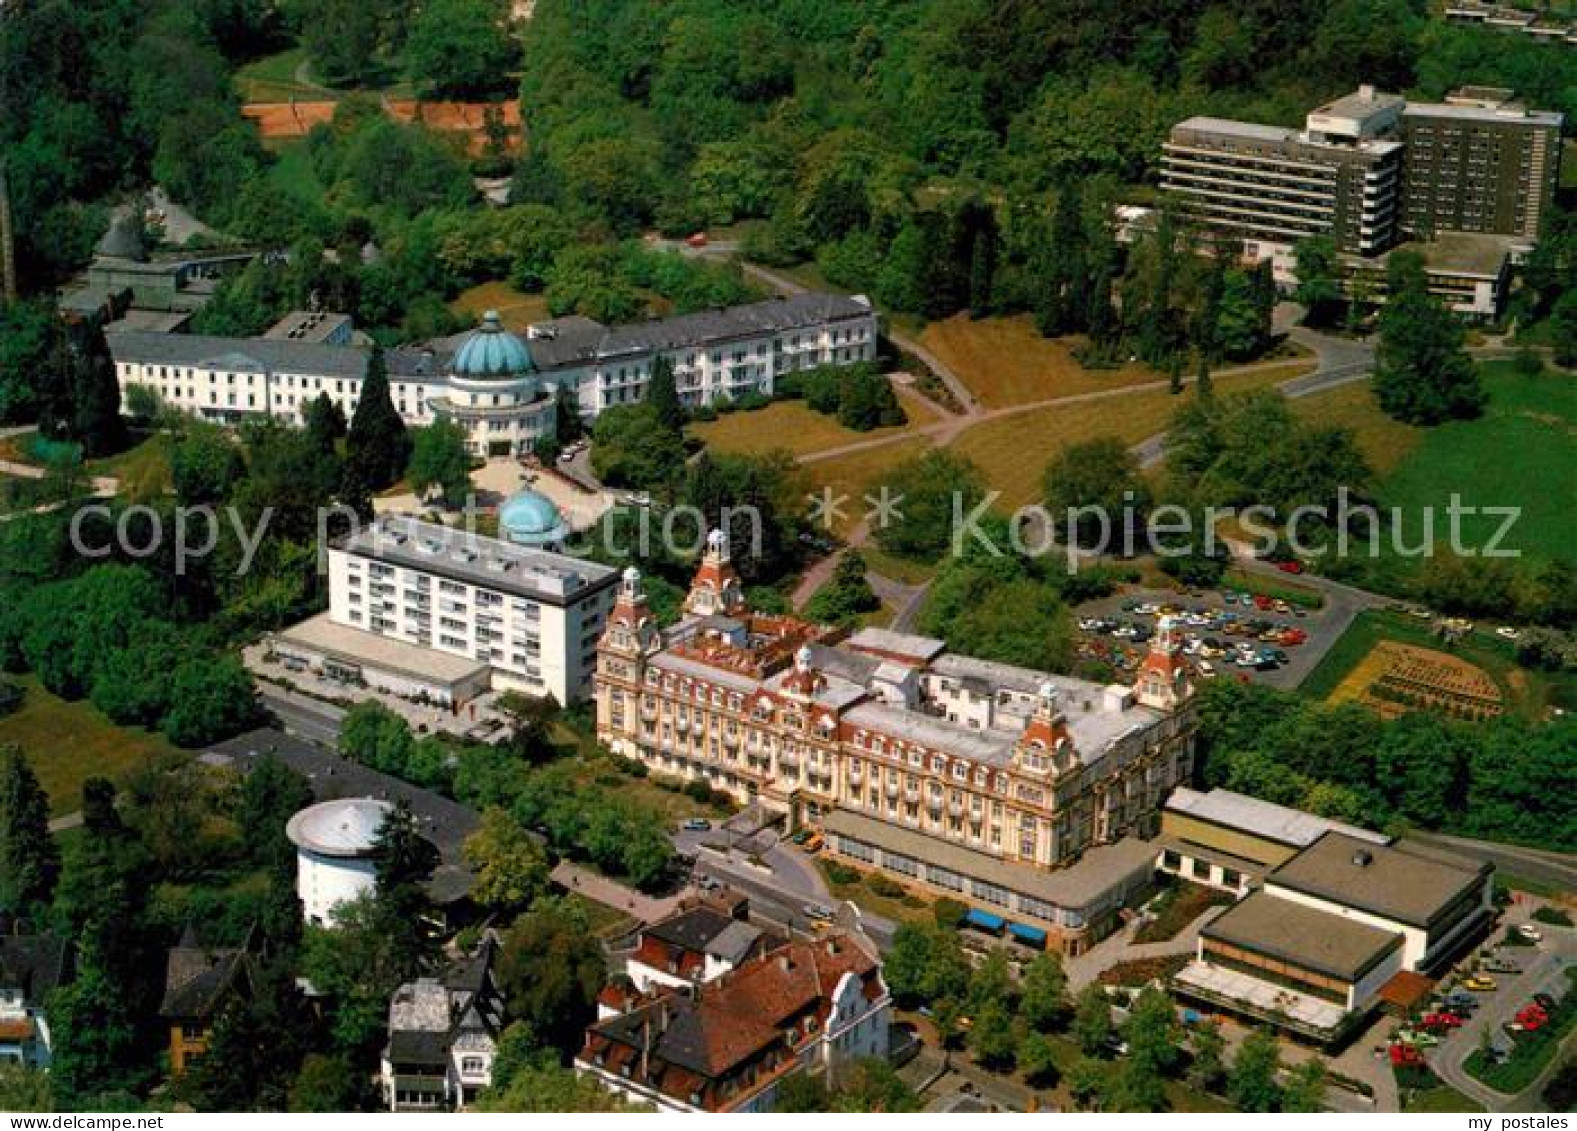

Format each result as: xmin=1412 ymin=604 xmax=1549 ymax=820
xmin=1160 ymin=86 xmax=1406 ymax=257
xmin=1400 ymin=86 xmax=1563 ymax=240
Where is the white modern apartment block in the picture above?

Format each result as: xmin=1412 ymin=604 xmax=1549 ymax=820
xmin=107 ymin=293 xmax=880 ymax=455
xmin=272 ymin=515 xmax=618 ymax=706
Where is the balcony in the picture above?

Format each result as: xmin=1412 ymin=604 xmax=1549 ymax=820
xmin=903 ymin=787 xmax=920 ymax=804
xmin=778 ymin=751 xmax=800 ymax=771
xmin=640 ymin=700 xmax=658 ymax=721
xmin=926 ymin=794 xmax=943 ymax=813
xmin=848 ymin=765 xmax=863 ymax=785
xmin=949 ymin=800 xmax=965 ymax=818
xmin=886 ymin=780 xmax=900 ymax=799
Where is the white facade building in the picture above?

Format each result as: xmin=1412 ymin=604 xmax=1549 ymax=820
xmin=314 ymin=515 xmax=618 ymax=705
xmin=108 ymin=293 xmax=880 ymax=454
xmin=285 ymin=797 xmax=392 ymax=927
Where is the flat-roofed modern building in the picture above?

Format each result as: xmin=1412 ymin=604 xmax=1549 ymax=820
xmin=1180 ymin=890 xmax=1405 ymax=1042
xmin=1157 ymin=786 xmax=1390 ymax=894
xmin=594 ymin=533 xmax=1198 ymax=954
xmin=1160 ymin=85 xmax=1561 ymax=318
xmin=1172 ymin=831 xmax=1495 ymax=1043
xmin=1400 ymin=87 xmax=1563 ymax=241
xmin=272 ymin=515 xmax=618 ymax=705
xmin=1263 ymin=832 xmax=1495 ymax=972
xmin=1161 ymin=87 xmax=1406 ymax=257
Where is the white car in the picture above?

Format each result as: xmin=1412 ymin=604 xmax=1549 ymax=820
xmin=1515 ymin=924 xmax=1543 ymax=943
xmin=1496 ymin=626 xmax=1522 ymax=641
xmin=1196 ymin=660 xmax=1216 ymax=678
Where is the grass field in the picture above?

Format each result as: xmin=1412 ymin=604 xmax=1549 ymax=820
xmin=800 ymin=437 xmax=935 ymax=538
xmin=0 ymin=675 xmax=185 ymax=816
xmin=1377 ymin=364 xmax=1576 ymax=561
xmin=918 ymin=315 xmax=1166 ymax=409
xmin=1300 ymin=610 xmax=1575 ymax=718
xmin=951 ymin=363 xmax=1307 ymax=509
xmin=689 ymin=394 xmax=932 ymax=459
xmin=235 ymin=48 xmax=320 ymax=103
xmin=1291 ymin=381 xmax=1425 ymax=477
xmin=449 ymin=281 xmax=550 ymax=331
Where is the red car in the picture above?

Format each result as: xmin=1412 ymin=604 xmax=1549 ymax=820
xmin=1421 ymin=1012 xmax=1463 ymax=1030
xmin=1276 ymin=560 xmax=1305 ymax=574
xmin=1253 ymin=594 xmax=1273 ymax=610
xmin=1389 ymin=1044 xmax=1424 ymax=1067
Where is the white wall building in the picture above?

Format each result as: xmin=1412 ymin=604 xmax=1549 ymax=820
xmin=285 ymin=797 xmax=393 ymax=927
xmin=108 ymin=293 xmax=880 ymax=455
xmin=295 ymin=514 xmax=618 ymax=705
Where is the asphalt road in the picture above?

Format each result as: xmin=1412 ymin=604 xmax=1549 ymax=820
xmin=1409 ymin=832 xmax=1577 ymax=894
xmin=261 ymin=684 xmax=346 ymax=747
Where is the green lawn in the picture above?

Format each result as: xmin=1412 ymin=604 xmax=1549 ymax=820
xmin=1377 ymin=364 xmax=1576 ymax=562
xmin=1300 ymin=609 xmax=1576 ymax=718
xmin=234 ymin=47 xmax=319 ymax=102
xmin=0 ymin=675 xmax=185 ymax=816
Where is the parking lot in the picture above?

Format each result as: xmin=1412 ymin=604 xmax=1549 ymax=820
xmin=1417 ymin=918 xmax=1577 ymax=1106
xmin=1073 ymin=584 xmax=1351 ymax=690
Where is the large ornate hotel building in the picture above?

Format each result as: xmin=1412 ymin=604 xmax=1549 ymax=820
xmin=595 ymin=533 xmax=1198 ymax=953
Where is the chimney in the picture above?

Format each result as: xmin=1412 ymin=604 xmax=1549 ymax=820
xmin=1352 ymin=849 xmax=1373 ymax=867
xmin=778 ymin=954 xmax=793 ymax=973
xmin=1359 ymin=84 xmax=1376 ymax=101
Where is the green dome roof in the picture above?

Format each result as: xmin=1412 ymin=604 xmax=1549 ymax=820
xmin=452 ymin=310 xmax=535 ymax=379
xmin=499 ymin=489 xmax=568 ymax=545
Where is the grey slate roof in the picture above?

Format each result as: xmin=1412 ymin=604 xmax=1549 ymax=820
xmin=645 ymin=906 xmax=736 ymax=952
xmin=160 ymin=939 xmax=250 ymax=1020
xmin=703 ymin=921 xmax=764 ymax=965
xmin=109 ymin=292 xmax=873 ymax=384
xmin=107 ymin=329 xmax=369 ymax=379
xmin=0 ymin=935 xmax=69 ymax=1001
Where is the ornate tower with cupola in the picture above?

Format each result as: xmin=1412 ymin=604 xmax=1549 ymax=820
xmin=1134 ymin=615 xmax=1193 ymax=712
xmin=595 ymin=567 xmax=662 ymax=755
xmin=684 ymin=529 xmax=746 ymax=618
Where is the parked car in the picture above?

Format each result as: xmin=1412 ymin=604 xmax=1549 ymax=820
xmin=1462 ymin=975 xmax=1498 ymax=992
xmin=1276 ymin=560 xmax=1305 ymax=574
xmin=1483 ymin=958 xmax=1522 ymax=974
xmin=1514 ymin=924 xmax=1543 ymax=943
xmin=1496 ymin=626 xmax=1521 ymax=640
xmin=1396 ymin=1029 xmax=1440 ymax=1048
xmin=1421 ymin=1012 xmax=1463 ymax=1030
xmin=682 ymin=817 xmax=712 ymax=832
xmin=802 ymin=902 xmax=835 ymax=922
xmin=1389 ymin=1043 xmax=1424 ymax=1067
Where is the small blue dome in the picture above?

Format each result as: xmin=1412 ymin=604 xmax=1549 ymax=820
xmin=452 ymin=310 xmax=535 ymax=379
xmin=499 ymin=489 xmax=568 ymax=546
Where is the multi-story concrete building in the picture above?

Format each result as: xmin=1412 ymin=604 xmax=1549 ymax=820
xmin=1161 ymin=87 xmax=1406 ymax=257
xmin=1162 ymin=85 xmax=1562 ymax=319
xmin=594 ymin=533 xmax=1197 ymax=953
xmin=1400 ymin=87 xmax=1563 ymax=240
xmin=270 ymin=515 xmax=618 ymax=705
xmin=108 ymin=292 xmax=879 ymax=455
xmin=577 ymin=932 xmax=889 ymax=1112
